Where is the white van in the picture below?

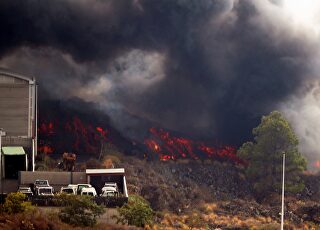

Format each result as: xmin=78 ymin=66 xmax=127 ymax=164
xmin=76 ymin=184 xmax=92 ymax=195
xmin=60 ymin=186 xmax=76 ymax=195
xmin=80 ymin=187 xmax=97 ymax=196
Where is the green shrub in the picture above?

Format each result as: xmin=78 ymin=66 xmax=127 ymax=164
xmin=114 ymin=195 xmax=154 ymax=227
xmin=2 ymin=192 xmax=33 ymax=214
xmin=58 ymin=194 xmax=105 ymax=227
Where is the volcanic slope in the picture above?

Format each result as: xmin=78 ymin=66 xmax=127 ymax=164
xmin=118 ymin=156 xmax=320 ymax=229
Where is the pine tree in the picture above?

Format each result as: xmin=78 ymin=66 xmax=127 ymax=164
xmin=238 ymin=111 xmax=306 ymax=198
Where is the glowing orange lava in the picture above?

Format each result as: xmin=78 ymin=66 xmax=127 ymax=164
xmin=144 ymin=127 xmax=246 ymax=165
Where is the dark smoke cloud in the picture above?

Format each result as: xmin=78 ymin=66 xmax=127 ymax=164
xmin=0 ymin=0 xmax=318 ymax=151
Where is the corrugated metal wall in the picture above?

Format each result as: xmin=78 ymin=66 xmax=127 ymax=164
xmin=0 ymin=72 xmax=34 ymax=148
xmin=0 ymin=85 xmax=29 ymax=136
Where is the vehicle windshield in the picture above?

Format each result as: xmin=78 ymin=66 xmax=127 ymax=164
xmin=39 ymin=188 xmax=52 ymax=194
xmin=35 ymin=181 xmax=48 ymax=186
xmin=78 ymin=185 xmax=89 ymax=189
xmin=77 ymin=185 xmax=90 ymax=193
xmin=62 ymin=188 xmax=74 ymax=194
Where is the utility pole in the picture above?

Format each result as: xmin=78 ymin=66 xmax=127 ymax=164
xmin=280 ymin=152 xmax=285 ymax=230
xmin=0 ymin=129 xmax=6 ymax=203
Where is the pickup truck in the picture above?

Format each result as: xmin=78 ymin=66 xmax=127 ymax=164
xmin=101 ymin=182 xmax=119 ymax=197
xmin=34 ymin=179 xmax=54 ymax=196
xmin=36 ymin=186 xmax=54 ymax=196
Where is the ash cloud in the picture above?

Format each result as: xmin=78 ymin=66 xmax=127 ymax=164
xmin=0 ymin=0 xmax=320 ymax=163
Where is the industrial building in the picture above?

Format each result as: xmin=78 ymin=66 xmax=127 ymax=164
xmin=0 ymin=68 xmax=37 ymax=179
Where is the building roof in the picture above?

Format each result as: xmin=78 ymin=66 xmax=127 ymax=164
xmin=1 ymin=146 xmax=26 ymax=155
xmin=0 ymin=68 xmax=35 ymax=84
xmin=86 ymin=168 xmax=125 ymax=175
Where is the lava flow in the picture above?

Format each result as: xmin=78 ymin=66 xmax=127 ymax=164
xmin=144 ymin=127 xmax=246 ymax=165
xmin=38 ymin=116 xmax=108 ymax=155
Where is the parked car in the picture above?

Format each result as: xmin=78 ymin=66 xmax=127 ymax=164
xmin=102 ymin=182 xmax=118 ymax=192
xmin=17 ymin=186 xmax=33 ymax=197
xmin=36 ymin=186 xmax=54 ymax=196
xmin=34 ymin=179 xmax=50 ymax=187
xmin=80 ymin=187 xmax=97 ymax=196
xmin=76 ymin=184 xmax=92 ymax=195
xmin=101 ymin=182 xmax=119 ymax=197
xmin=33 ymin=179 xmax=54 ymax=196
xmin=101 ymin=186 xmax=118 ymax=197
xmin=60 ymin=186 xmax=76 ymax=195
xmin=67 ymin=184 xmax=78 ymax=190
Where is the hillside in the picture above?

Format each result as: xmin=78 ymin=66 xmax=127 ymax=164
xmin=118 ymin=156 xmax=320 ymax=229
xmin=36 ymin=101 xmax=320 ymax=228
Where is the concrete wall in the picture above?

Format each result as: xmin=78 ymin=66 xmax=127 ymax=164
xmin=0 ymin=179 xmax=19 ymax=194
xmin=19 ymin=171 xmax=87 ymax=192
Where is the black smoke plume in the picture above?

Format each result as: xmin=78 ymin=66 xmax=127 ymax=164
xmin=0 ymin=0 xmax=317 ymax=153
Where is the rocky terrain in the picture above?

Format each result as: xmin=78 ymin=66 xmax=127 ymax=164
xmin=118 ymin=157 xmax=320 ymax=229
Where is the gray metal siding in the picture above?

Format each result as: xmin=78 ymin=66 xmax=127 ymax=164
xmin=0 ymin=70 xmax=37 ymax=172
xmin=0 ymin=84 xmax=29 ymax=136
xmin=1 ymin=136 xmax=32 ymax=148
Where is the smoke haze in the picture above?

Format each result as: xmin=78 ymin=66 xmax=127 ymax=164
xmin=1 ymin=0 xmax=320 ymax=167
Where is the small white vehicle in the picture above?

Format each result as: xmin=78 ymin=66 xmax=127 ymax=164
xmin=76 ymin=184 xmax=93 ymax=195
xmin=36 ymin=186 xmax=54 ymax=196
xmin=60 ymin=186 xmax=76 ymax=195
xmin=101 ymin=187 xmax=118 ymax=197
xmin=101 ymin=182 xmax=119 ymax=197
xmin=103 ymin=183 xmax=118 ymax=191
xmin=68 ymin=184 xmax=78 ymax=190
xmin=80 ymin=187 xmax=97 ymax=196
xmin=34 ymin=179 xmax=50 ymax=187
xmin=18 ymin=186 xmax=33 ymax=197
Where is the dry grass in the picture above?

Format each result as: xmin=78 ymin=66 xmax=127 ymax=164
xmin=151 ymin=202 xmax=318 ymax=229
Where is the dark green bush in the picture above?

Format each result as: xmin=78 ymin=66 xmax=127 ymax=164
xmin=58 ymin=194 xmax=105 ymax=227
xmin=114 ymin=195 xmax=154 ymax=227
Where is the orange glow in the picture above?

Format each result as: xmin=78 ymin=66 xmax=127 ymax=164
xmin=144 ymin=127 xmax=246 ymax=165
xmin=38 ymin=117 xmax=109 ymax=155
xmin=38 ymin=145 xmax=54 ymax=154
xmin=315 ymin=161 xmax=320 ymax=168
